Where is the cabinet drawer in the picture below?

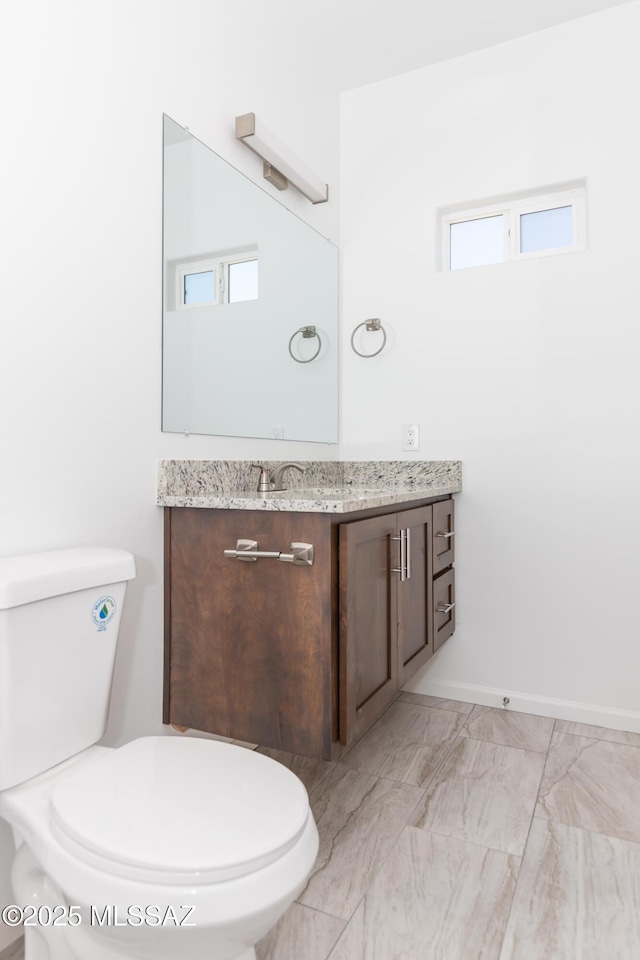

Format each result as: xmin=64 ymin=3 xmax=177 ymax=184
xmin=433 ymin=499 xmax=454 ymax=575
xmin=433 ymin=568 xmax=455 ymax=652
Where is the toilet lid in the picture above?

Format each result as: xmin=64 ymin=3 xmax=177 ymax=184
xmin=49 ymin=737 xmax=310 ymax=884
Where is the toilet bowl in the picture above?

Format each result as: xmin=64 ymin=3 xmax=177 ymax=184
xmin=0 ymin=548 xmax=319 ymax=959
xmin=1 ymin=737 xmax=318 ymax=960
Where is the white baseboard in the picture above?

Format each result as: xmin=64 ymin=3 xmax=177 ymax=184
xmin=401 ymin=676 xmax=640 ymax=734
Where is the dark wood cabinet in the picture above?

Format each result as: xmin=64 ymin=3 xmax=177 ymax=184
xmin=164 ymin=508 xmax=335 ymax=760
xmin=338 ymin=513 xmax=399 ymax=747
xmin=164 ymin=495 xmax=455 ymax=760
xmin=338 ymin=504 xmax=435 ymax=746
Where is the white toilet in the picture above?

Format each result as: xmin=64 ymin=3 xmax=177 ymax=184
xmin=0 ymin=547 xmax=318 ymax=960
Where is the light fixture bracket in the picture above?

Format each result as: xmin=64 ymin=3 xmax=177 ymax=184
xmin=263 ymin=161 xmax=288 ymax=191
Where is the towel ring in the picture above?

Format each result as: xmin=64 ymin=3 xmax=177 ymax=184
xmin=350 ymin=318 xmax=387 ymax=358
xmin=288 ymin=325 xmax=322 ymax=363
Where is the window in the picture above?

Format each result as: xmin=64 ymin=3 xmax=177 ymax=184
xmin=227 ymin=258 xmax=259 ymax=303
xmin=175 ymin=250 xmax=258 ymax=308
xmin=441 ymin=183 xmax=586 ymax=271
xmin=183 ymin=268 xmax=216 ymax=305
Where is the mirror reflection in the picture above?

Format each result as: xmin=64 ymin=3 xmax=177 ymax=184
xmin=162 ymin=115 xmax=339 ymax=443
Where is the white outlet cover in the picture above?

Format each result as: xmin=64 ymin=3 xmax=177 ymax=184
xmin=401 ymin=423 xmax=420 ymax=451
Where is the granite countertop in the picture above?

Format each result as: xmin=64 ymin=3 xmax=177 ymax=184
xmin=157 ymin=460 xmax=461 ymax=514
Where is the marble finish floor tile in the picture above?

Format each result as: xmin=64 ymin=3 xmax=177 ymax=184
xmin=0 ymin=940 xmax=23 ymax=960
xmin=537 ymin=731 xmax=640 ymax=842
xmin=461 ymin=705 xmax=554 ymax=753
xmin=257 ymin=745 xmax=336 ymax=794
xmin=256 ymin=903 xmax=345 ymax=960
xmin=500 ymin=817 xmax=640 ymax=960
xmin=299 ymin=765 xmax=424 ymax=920
xmin=398 ymin=691 xmax=474 ymax=714
xmin=329 ymin=826 xmax=519 ymax=960
xmin=555 ymin=718 xmax=640 ymax=748
xmin=411 ymin=736 xmax=546 ymax=855
xmin=339 ymin=701 xmax=466 ymax=786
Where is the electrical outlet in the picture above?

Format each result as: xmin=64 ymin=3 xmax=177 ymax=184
xmin=401 ymin=423 xmax=420 ymax=451
xmin=272 ymin=427 xmax=284 ymax=440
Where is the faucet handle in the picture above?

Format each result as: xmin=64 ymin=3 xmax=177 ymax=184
xmin=251 ymin=464 xmax=274 ymax=493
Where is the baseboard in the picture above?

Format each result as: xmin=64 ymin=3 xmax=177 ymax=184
xmin=401 ymin=676 xmax=640 ymax=734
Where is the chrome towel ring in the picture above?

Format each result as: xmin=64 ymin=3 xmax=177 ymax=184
xmin=350 ymin=318 xmax=387 ymax=358
xmin=288 ymin=325 xmax=321 ymax=363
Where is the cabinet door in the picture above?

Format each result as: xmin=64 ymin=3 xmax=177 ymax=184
xmin=433 ymin=568 xmax=456 ymax=652
xmin=397 ymin=505 xmax=434 ymax=686
xmin=166 ymin=508 xmax=333 ymax=758
xmin=339 ymin=514 xmax=398 ymax=746
xmin=433 ymin=499 xmax=455 ymax=575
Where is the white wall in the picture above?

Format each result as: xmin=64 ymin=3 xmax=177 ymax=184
xmin=340 ymin=3 xmax=640 ymax=724
xmin=0 ymin=1 xmax=340 ymax=945
xmin=1 ymin=0 xmax=639 ymax=946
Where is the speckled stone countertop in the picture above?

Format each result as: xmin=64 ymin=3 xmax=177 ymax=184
xmin=157 ymin=460 xmax=461 ymax=514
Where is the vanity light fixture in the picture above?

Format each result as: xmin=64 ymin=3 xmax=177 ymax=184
xmin=235 ymin=113 xmax=328 ymax=204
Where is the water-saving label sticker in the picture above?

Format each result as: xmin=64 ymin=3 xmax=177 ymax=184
xmin=92 ymin=596 xmax=116 ymax=632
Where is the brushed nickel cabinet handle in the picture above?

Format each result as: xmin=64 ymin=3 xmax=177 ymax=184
xmin=279 ymin=542 xmax=315 ymax=565
xmin=436 ymin=531 xmax=455 ymax=539
xmin=390 ymin=530 xmax=408 ymax=581
xmin=437 ymin=601 xmax=456 ymax=615
xmin=224 ymin=539 xmax=314 ymax=566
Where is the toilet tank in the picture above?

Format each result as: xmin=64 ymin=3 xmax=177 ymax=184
xmin=0 ymin=547 xmax=136 ymax=790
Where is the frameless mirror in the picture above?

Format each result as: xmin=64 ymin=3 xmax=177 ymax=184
xmin=162 ymin=115 xmax=339 ymax=443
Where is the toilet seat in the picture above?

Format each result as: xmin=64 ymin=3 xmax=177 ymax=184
xmin=49 ymin=737 xmax=310 ymax=885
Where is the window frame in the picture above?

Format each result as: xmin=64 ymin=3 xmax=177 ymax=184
xmin=175 ymin=249 xmax=258 ymax=309
xmin=176 ymin=257 xmax=221 ymax=309
xmin=441 ymin=185 xmax=586 ymax=272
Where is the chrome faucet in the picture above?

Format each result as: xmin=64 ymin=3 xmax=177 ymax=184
xmin=252 ymin=462 xmax=307 ymax=492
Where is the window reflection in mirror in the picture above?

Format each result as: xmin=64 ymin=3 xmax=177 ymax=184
xmin=162 ymin=115 xmax=338 ymax=443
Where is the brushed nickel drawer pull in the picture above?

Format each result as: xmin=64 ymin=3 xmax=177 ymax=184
xmin=436 ymin=531 xmax=455 ymax=539
xmin=437 ymin=601 xmax=456 ymax=615
xmin=224 ymin=539 xmax=314 ymax=566
xmin=391 ymin=529 xmax=409 ymax=581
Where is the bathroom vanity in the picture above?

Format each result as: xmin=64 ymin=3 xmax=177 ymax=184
xmin=159 ymin=460 xmax=461 ymax=761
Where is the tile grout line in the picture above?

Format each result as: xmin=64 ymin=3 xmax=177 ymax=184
xmin=322 ymin=784 xmax=429 ymax=960
xmin=394 ymin=706 xmax=522 ymax=848
xmin=273 ymin=902 xmax=349 ymax=960
xmin=530 ymin=810 xmax=640 ymax=848
xmin=492 ymin=716 xmax=558 ymax=959
xmin=322 ymin=704 xmax=476 ymax=957
xmin=459 ymin=731 xmax=551 ymax=754
xmin=303 ymin=707 xmax=640 ymax=958
xmin=321 ymin=709 xmax=640 ymax=959
xmin=335 ymin=700 xmax=471 ymax=788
